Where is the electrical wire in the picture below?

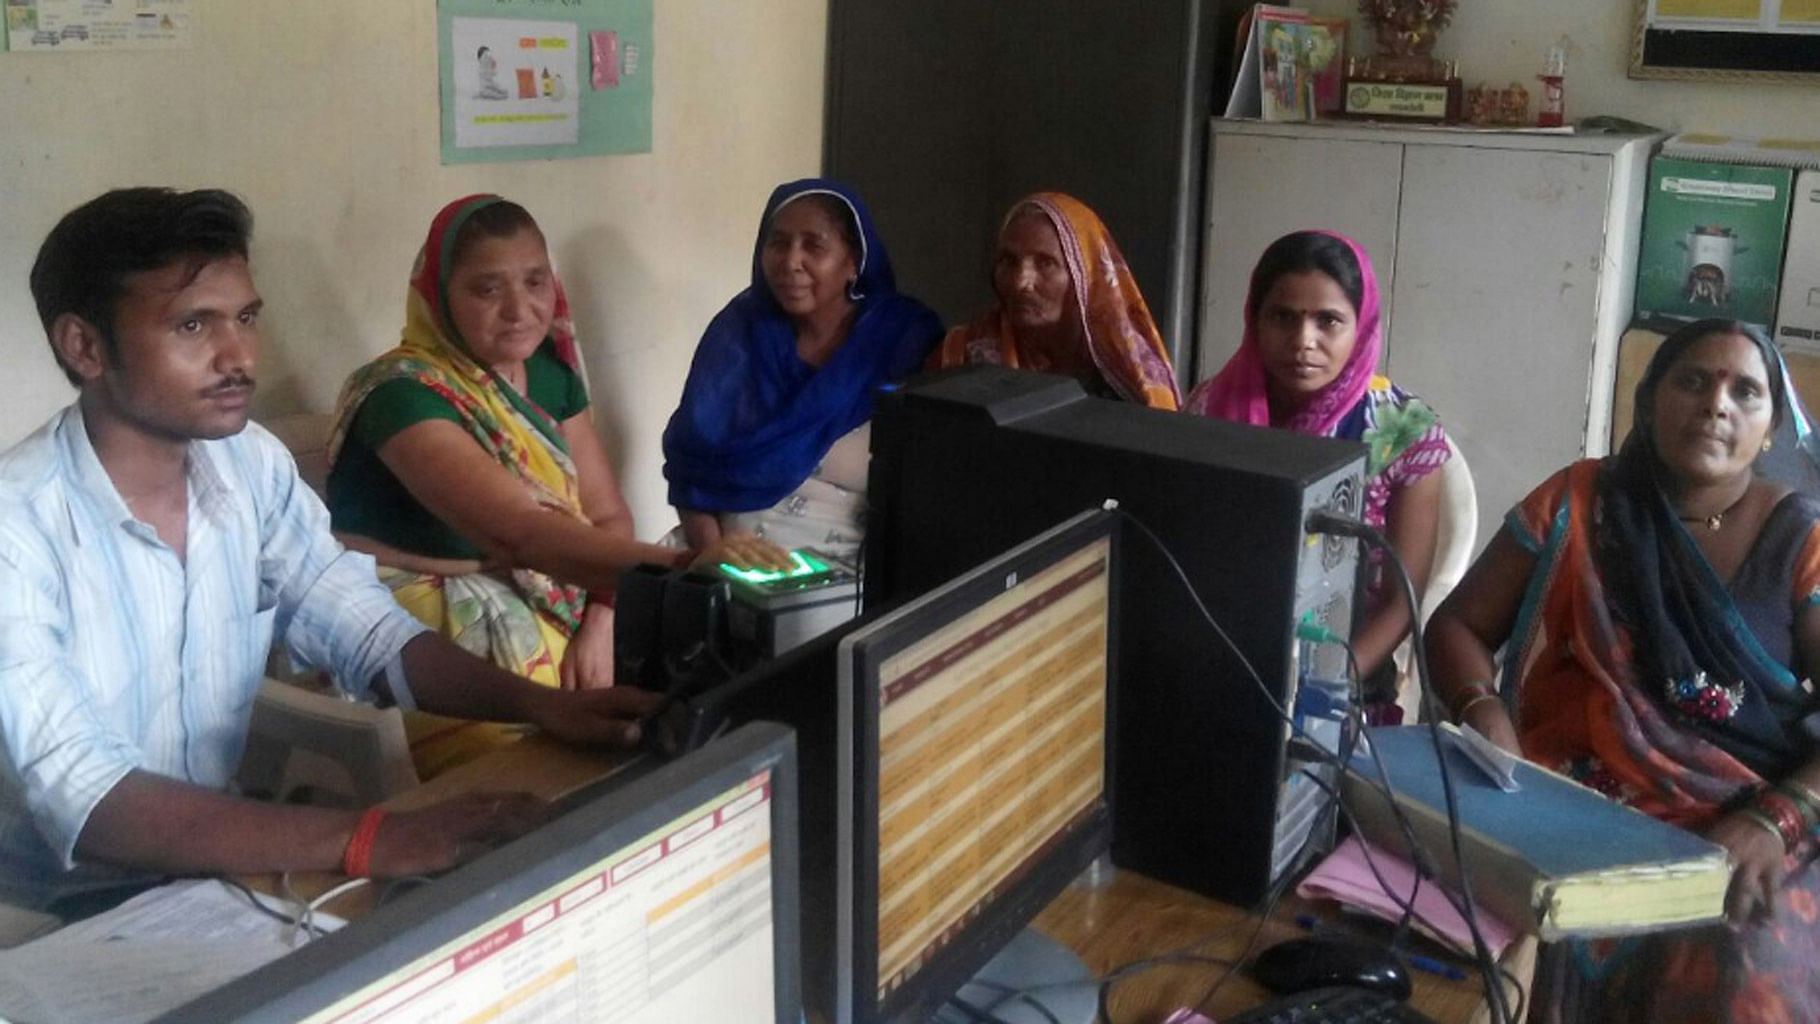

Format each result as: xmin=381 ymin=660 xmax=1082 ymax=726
xmin=1114 ymin=506 xmax=1515 ymax=1024
xmin=1302 ymin=510 xmax=1515 ymax=1024
xmin=216 ymin=877 xmax=331 ymax=943
xmin=963 ymin=977 xmax=1067 ymax=1024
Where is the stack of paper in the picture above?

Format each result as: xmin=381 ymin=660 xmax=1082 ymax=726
xmin=0 ymin=879 xmax=343 ymax=1024
xmin=1297 ymin=834 xmax=1521 ymax=958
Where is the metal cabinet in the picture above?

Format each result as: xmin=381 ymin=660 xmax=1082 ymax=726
xmin=1198 ymin=120 xmax=1659 ymax=549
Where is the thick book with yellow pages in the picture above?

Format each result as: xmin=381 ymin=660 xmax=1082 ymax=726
xmin=1342 ymin=725 xmax=1731 ymax=941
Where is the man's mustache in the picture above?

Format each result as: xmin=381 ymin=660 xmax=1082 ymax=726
xmin=202 ymin=375 xmax=256 ymax=396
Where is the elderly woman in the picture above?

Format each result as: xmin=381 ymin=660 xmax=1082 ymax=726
xmin=928 ymin=192 xmax=1181 ymax=409
xmin=1427 ymin=319 xmax=1820 ymax=1023
xmin=1188 ymin=231 xmax=1449 ymax=713
xmin=663 ymin=179 xmax=944 ymax=563
xmin=328 ymin=194 xmax=780 ymax=775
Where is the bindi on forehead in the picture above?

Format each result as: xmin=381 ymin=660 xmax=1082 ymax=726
xmin=1679 ymin=334 xmax=1767 ymax=375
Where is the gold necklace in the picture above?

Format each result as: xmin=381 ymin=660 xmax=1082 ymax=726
xmin=1676 ymin=489 xmax=1749 ymax=532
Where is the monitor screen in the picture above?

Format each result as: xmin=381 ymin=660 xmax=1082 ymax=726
xmin=837 ymin=509 xmax=1115 ymax=1024
xmin=166 ymin=723 xmax=801 ymax=1024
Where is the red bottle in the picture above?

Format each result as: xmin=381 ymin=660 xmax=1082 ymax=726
xmin=1537 ymin=45 xmax=1566 ymax=128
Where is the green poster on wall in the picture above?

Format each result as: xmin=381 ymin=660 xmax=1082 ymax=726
xmin=438 ymin=0 xmax=652 ymax=165
xmin=1635 ymin=157 xmax=1793 ymax=330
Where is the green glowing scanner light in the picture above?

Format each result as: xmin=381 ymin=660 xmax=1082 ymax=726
xmin=718 ymin=549 xmax=829 ymax=584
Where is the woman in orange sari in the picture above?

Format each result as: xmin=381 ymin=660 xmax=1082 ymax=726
xmin=928 ymin=193 xmax=1180 ymax=409
xmin=1429 ymin=319 xmax=1820 ymax=1022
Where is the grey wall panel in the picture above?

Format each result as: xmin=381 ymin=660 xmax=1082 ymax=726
xmin=825 ymin=0 xmax=1242 ymax=378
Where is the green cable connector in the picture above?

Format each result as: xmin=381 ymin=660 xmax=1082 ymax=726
xmin=1295 ymin=611 xmax=1347 ymax=646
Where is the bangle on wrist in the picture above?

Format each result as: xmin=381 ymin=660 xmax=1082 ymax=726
xmin=1736 ymin=805 xmax=1794 ymax=854
xmin=1454 ymin=693 xmax=1501 ymax=724
xmin=1776 ymin=779 xmax=1820 ymax=824
xmin=1754 ymin=790 xmax=1808 ymax=850
xmin=342 ymin=807 xmax=388 ymax=878
xmin=1448 ymin=682 xmax=1493 ymax=720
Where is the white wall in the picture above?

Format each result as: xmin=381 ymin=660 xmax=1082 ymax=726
xmin=0 ymin=0 xmax=827 ymax=534
xmin=1300 ymin=0 xmax=1817 ymax=136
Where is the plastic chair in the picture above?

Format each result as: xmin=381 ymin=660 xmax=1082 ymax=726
xmin=1423 ymin=436 xmax=1479 ymax=621
xmin=1396 ymin=437 xmax=1477 ymax=721
xmin=236 ymin=678 xmax=419 ymax=808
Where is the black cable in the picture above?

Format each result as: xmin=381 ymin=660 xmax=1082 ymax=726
xmin=964 ymin=978 xmax=1066 ymax=1024
xmin=1296 ymin=771 xmax=1528 ymax=1022
xmin=968 ymin=504 xmax=1508 ymax=1023
xmin=945 ymin=992 xmax=1017 ymax=1024
xmin=1304 ymin=510 xmax=1514 ymax=1024
xmin=1119 ymin=505 xmax=1513 ymax=1023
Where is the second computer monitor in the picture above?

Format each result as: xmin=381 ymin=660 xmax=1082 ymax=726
xmin=836 ymin=510 xmax=1116 ymax=1024
xmin=167 ymin=723 xmax=803 ymax=1024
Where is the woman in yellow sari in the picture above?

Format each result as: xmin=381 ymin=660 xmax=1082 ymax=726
xmin=328 ymin=195 xmax=781 ymax=775
xmin=928 ymin=192 xmax=1181 ymax=409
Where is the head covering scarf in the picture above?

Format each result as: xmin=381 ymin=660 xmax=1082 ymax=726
xmin=1593 ymin=322 xmax=1820 ymax=780
xmin=328 ymin=193 xmax=589 ymax=632
xmin=929 ymin=193 xmax=1181 ymax=410
xmin=1503 ymin=323 xmax=1820 ymax=1024
xmin=662 ymin=179 xmax=943 ymax=512
xmin=1186 ymin=230 xmax=1382 ymax=436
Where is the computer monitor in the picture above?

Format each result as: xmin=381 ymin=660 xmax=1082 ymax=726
xmin=865 ymin=367 xmax=1365 ymax=909
xmin=164 ymin=722 xmax=802 ymax=1024
xmin=836 ymin=509 xmax=1116 ymax=1024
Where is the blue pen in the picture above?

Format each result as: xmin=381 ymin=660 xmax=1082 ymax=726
xmin=1293 ymin=914 xmax=1468 ymax=981
xmin=1405 ymin=953 xmax=1468 ymax=981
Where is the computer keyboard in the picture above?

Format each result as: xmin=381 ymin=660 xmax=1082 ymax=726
xmin=1223 ymin=986 xmax=1439 ymax=1024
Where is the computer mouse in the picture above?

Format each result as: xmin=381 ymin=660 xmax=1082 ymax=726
xmin=1249 ymin=935 xmax=1412 ymax=999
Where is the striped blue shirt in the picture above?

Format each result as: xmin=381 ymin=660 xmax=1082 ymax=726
xmin=0 ymin=406 xmax=428 ymax=910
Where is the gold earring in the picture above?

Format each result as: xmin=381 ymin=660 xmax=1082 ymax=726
xmin=1763 ymin=438 xmax=1775 ymax=453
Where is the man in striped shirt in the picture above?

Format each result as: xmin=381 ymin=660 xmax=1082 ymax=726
xmin=0 ymin=188 xmax=661 ymax=913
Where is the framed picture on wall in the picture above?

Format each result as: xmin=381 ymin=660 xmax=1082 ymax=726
xmin=1631 ymin=0 xmax=1820 ymax=82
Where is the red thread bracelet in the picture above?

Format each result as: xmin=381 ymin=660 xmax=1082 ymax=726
xmin=342 ymin=807 xmax=387 ymax=878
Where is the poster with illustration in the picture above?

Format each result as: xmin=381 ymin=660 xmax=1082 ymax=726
xmin=4 ymin=0 xmax=191 ymax=52
xmin=438 ymin=0 xmax=652 ymax=164
xmin=450 ymin=17 xmax=580 ymax=150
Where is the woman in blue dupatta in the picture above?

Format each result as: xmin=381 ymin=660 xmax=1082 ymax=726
xmin=1429 ymin=319 xmax=1820 ymax=1022
xmin=663 ymin=180 xmax=943 ymax=563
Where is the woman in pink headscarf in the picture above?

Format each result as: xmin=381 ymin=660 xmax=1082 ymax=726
xmin=1187 ymin=231 xmax=1450 ymax=712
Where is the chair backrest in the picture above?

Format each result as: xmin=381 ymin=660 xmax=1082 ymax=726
xmin=1392 ymin=439 xmax=1478 ymax=723
xmin=237 ymin=678 xmax=418 ymax=807
xmin=1423 ymin=435 xmax=1479 ymax=622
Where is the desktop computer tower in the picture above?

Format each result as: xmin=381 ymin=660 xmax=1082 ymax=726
xmin=865 ymin=368 xmax=1365 ymax=908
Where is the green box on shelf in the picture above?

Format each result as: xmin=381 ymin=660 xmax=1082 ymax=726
xmin=1635 ymin=157 xmax=1793 ymax=330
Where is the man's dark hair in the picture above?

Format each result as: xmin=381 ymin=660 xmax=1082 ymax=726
xmin=29 ymin=187 xmax=253 ymax=386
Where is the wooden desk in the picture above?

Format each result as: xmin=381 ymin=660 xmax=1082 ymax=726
xmin=270 ymin=736 xmax=1533 ymax=1023
xmin=1033 ymin=870 xmax=1535 ymax=1024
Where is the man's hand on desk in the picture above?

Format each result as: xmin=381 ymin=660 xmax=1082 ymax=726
xmin=369 ymin=792 xmax=549 ymax=878
xmin=524 ymin=684 xmax=663 ymax=748
xmin=395 ymin=633 xmax=661 ymax=748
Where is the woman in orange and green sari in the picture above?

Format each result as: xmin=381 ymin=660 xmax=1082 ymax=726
xmin=327 ymin=195 xmax=782 ymax=776
xmin=1429 ymin=318 xmax=1820 ymax=1023
xmin=927 ymin=192 xmax=1181 ymax=410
